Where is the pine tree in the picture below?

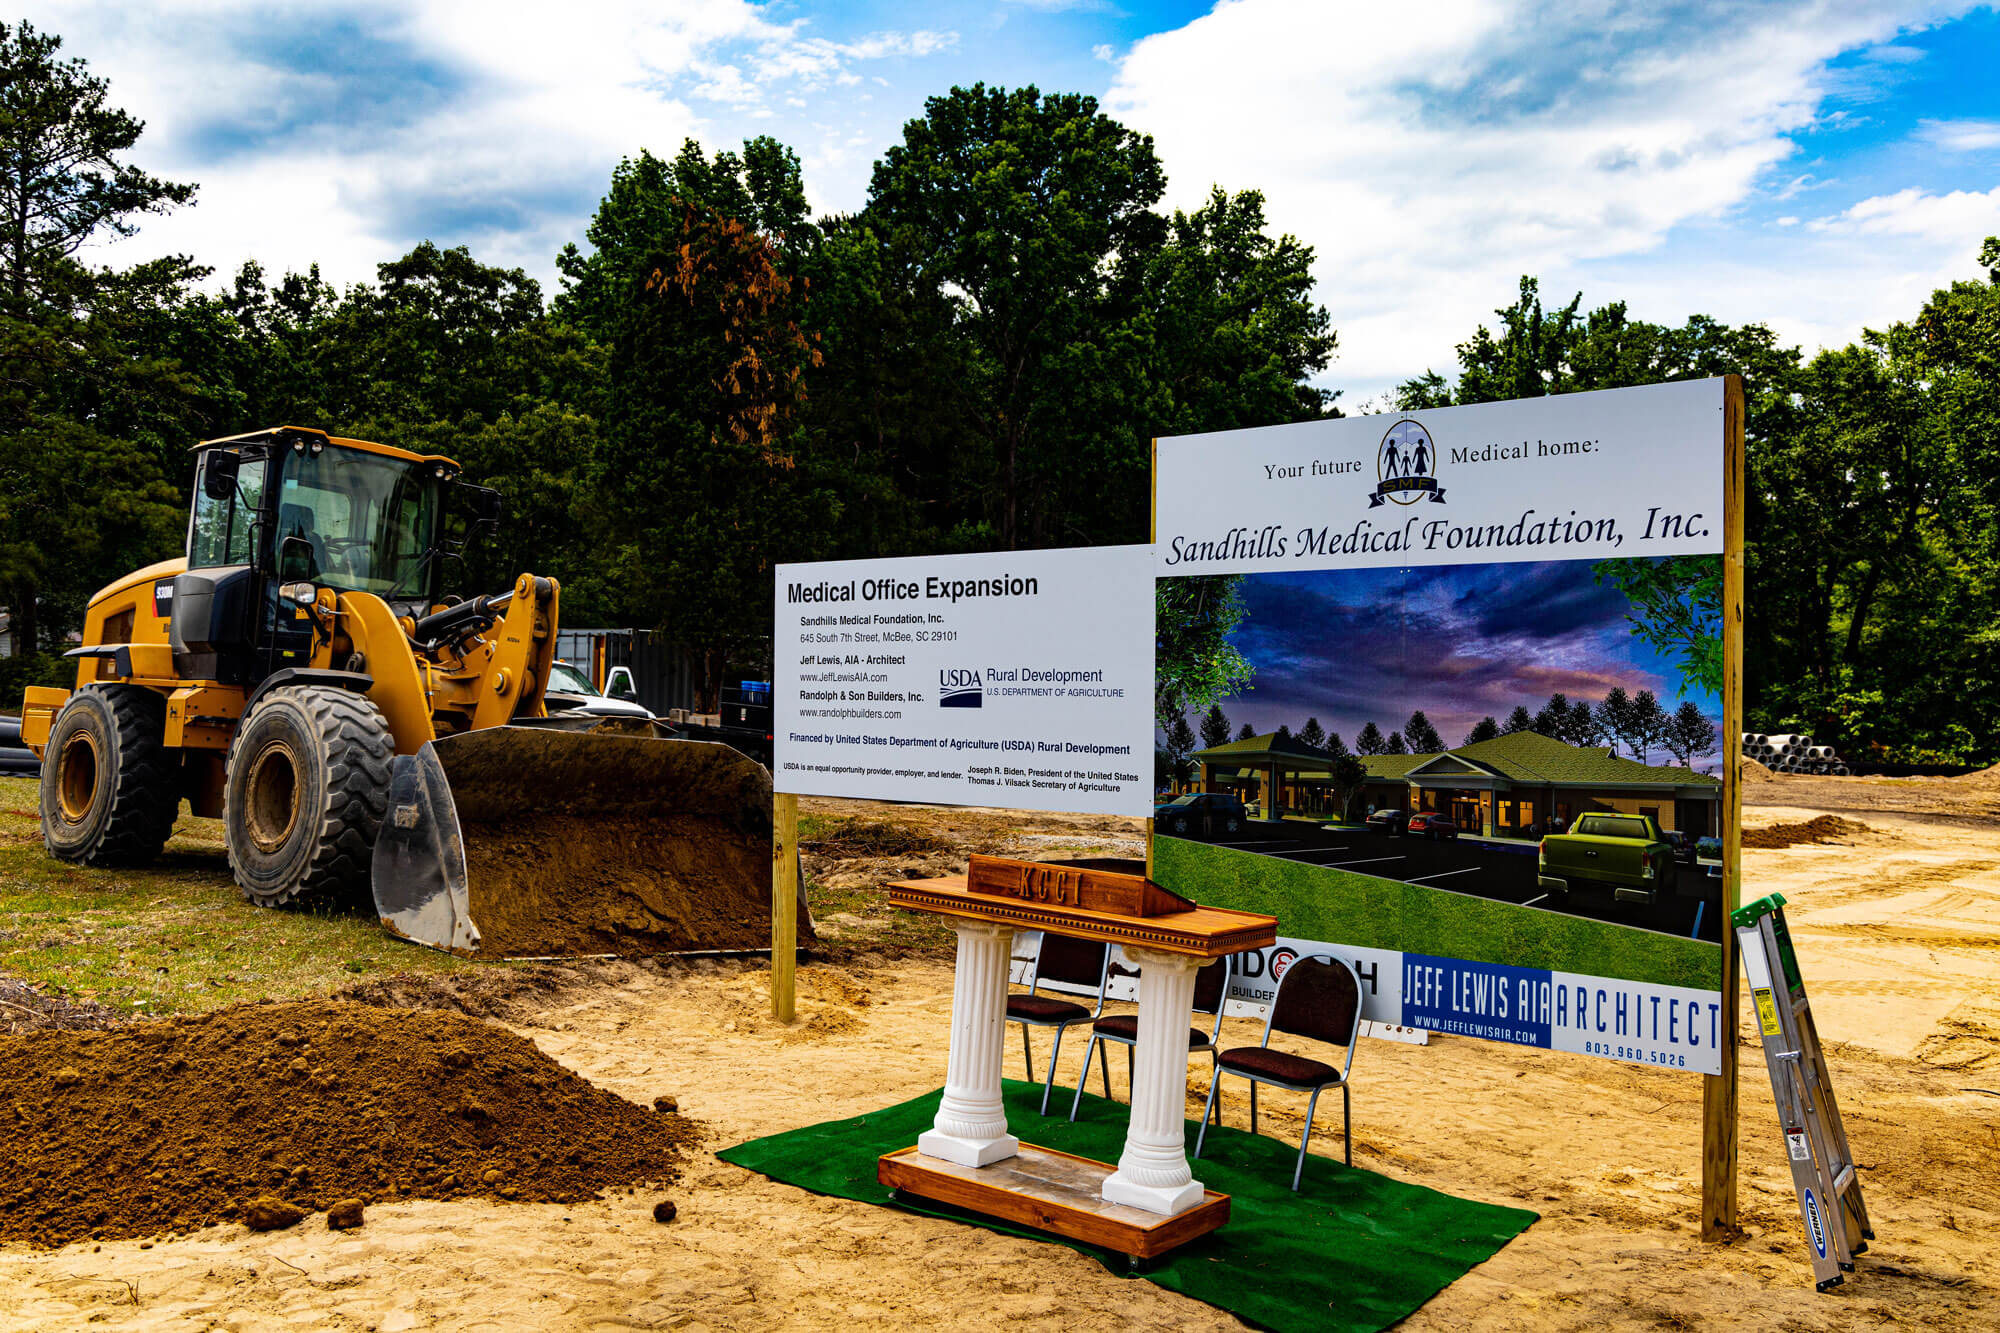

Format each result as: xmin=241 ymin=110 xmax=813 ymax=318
xmin=1200 ymin=702 xmax=1232 ymax=750
xmin=1299 ymin=717 xmax=1326 ymax=750
xmin=1465 ymin=716 xmax=1500 ymax=745
xmin=1503 ymin=705 xmax=1535 ymax=734
xmin=1664 ymin=701 xmax=1718 ymax=767
xmin=1356 ymin=722 xmax=1386 ymax=754
xmin=1237 ymin=722 xmax=1256 ymax=741
xmin=1385 ymin=731 xmax=1408 ymax=754
xmin=1405 ymin=710 xmax=1443 ymax=753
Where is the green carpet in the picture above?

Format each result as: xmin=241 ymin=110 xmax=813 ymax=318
xmin=717 ymin=1080 xmax=1537 ymax=1333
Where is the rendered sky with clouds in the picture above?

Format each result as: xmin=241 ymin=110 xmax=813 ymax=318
xmin=30 ymin=0 xmax=2000 ymax=402
xmin=1211 ymin=559 xmax=1724 ymax=770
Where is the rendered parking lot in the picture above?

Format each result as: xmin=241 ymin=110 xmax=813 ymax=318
xmin=1208 ymin=821 xmax=1724 ymax=943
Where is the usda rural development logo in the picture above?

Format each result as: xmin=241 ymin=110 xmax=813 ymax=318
xmin=1369 ymin=419 xmax=1447 ymax=507
xmin=939 ymin=668 xmax=983 ymax=708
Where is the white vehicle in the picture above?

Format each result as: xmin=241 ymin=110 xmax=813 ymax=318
xmin=544 ymin=661 xmax=654 ymax=719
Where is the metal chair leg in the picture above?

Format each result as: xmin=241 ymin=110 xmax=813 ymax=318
xmin=1069 ymin=1035 xmax=1098 ymax=1122
xmin=1195 ymin=1071 xmax=1223 ymax=1159
xmin=1101 ymin=1042 xmax=1114 ymax=1099
xmin=1208 ymin=1052 xmax=1222 ymax=1125
xmin=1295 ymin=1086 xmax=1324 ymax=1192
xmin=1021 ymin=1024 xmax=1034 ymax=1082
xmin=1342 ymin=1082 xmax=1351 ymax=1165
xmin=1250 ymin=1080 xmax=1258 ymax=1135
xmin=1125 ymin=1042 xmax=1134 ymax=1101
xmin=1040 ymin=1026 xmax=1066 ymax=1115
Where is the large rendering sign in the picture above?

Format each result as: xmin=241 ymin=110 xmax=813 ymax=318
xmin=774 ymin=546 xmax=1155 ymax=816
xmin=1152 ymin=380 xmax=1734 ymax=1076
xmin=1156 ymin=378 xmax=1723 ymax=575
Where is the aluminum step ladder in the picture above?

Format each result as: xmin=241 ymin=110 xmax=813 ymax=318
xmin=1732 ymin=892 xmax=1873 ymax=1291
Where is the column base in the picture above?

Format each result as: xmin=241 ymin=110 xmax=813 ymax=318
xmin=918 ymin=1128 xmax=1020 ymax=1168
xmin=1102 ymin=1169 xmax=1206 ymax=1216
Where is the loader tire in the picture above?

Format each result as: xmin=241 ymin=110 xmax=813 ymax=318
xmin=225 ymin=685 xmax=392 ymax=908
xmin=40 ymin=685 xmax=181 ymax=866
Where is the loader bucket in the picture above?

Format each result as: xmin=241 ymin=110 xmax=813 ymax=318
xmin=371 ymin=721 xmax=809 ymax=958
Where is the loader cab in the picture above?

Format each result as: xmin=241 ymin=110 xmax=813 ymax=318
xmin=176 ymin=428 xmax=459 ymax=685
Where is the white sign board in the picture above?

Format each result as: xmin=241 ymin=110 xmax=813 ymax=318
xmin=774 ymin=546 xmax=1155 ymax=815
xmin=1155 ymin=379 xmax=1726 ymax=576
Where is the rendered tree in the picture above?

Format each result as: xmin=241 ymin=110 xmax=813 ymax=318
xmin=1275 ymin=724 xmax=1292 ymax=742
xmin=1163 ymin=711 xmax=1199 ymax=790
xmin=1323 ymin=730 xmax=1349 ymax=759
xmin=1502 ymin=705 xmax=1535 ymax=735
xmin=1155 ymin=574 xmax=1253 ymax=734
xmin=1465 ymin=716 xmax=1501 ymax=745
xmin=1405 ymin=710 xmax=1443 ymax=753
xmin=1597 ymin=688 xmax=1638 ymax=757
xmin=1664 ymin=701 xmax=1719 ymax=768
xmin=1532 ymin=694 xmax=1569 ymax=738
xmin=1628 ymin=689 xmax=1670 ymax=764
xmin=1237 ymin=722 xmax=1257 ymax=741
xmin=1356 ymin=722 xmax=1386 ymax=754
xmin=1200 ymin=702 xmax=1233 ymax=751
xmin=1595 ymin=556 xmax=1724 ymax=699
xmin=1384 ymin=730 xmax=1408 ymax=755
xmin=1325 ymin=752 xmax=1368 ymax=822
xmin=1299 ymin=717 xmax=1326 ymax=750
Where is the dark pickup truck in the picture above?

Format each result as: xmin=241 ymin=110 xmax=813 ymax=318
xmin=1538 ymin=812 xmax=1679 ymax=905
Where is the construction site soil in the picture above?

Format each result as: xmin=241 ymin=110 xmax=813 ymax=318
xmin=1739 ymin=814 xmax=1875 ymax=849
xmin=0 ymin=1000 xmax=696 ymax=1248
xmin=459 ymin=812 xmax=810 ymax=958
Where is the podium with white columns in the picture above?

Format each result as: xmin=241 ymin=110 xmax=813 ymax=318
xmin=881 ymin=856 xmax=1277 ymax=1261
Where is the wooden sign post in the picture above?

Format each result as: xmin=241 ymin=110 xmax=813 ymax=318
xmin=883 ymin=856 xmax=1276 ymax=1260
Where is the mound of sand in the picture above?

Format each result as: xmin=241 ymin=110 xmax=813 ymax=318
xmin=1741 ymin=814 xmax=1874 ymax=849
xmin=0 ymin=1000 xmax=695 ymax=1247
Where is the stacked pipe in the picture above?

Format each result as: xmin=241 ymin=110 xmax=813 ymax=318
xmin=0 ymin=716 xmax=38 ymax=777
xmin=1742 ymin=732 xmax=1850 ymax=777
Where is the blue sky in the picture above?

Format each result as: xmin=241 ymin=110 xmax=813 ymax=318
xmin=35 ymin=1 xmax=2000 ymax=402
xmin=1204 ymin=558 xmax=1723 ymax=768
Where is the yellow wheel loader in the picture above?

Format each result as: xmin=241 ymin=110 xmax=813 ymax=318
xmin=21 ymin=426 xmax=803 ymax=958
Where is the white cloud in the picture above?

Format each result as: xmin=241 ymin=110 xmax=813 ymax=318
xmin=1809 ymin=185 xmax=2000 ymax=242
xmin=1104 ymin=0 xmax=1981 ymax=400
xmin=1918 ymin=118 xmax=2000 ymax=152
xmin=34 ymin=0 xmax=953 ymax=292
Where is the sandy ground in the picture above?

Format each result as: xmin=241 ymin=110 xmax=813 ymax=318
xmin=2 ymin=782 xmax=1997 ymax=1330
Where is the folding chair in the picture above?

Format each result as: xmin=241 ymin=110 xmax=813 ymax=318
xmin=1069 ymin=953 xmax=1232 ymax=1124
xmin=1194 ymin=955 xmax=1362 ymax=1190
xmin=1007 ymin=931 xmax=1110 ymax=1114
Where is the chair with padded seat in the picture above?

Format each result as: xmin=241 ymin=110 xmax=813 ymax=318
xmin=1194 ymin=954 xmax=1363 ymax=1190
xmin=1068 ymin=952 xmax=1232 ymax=1124
xmin=1007 ymin=931 xmax=1110 ymax=1114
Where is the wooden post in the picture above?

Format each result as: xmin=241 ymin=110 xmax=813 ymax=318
xmin=1702 ymin=374 xmax=1746 ymax=1238
xmin=1148 ymin=435 xmax=1157 ymax=880
xmin=772 ymin=790 xmax=798 ymax=1021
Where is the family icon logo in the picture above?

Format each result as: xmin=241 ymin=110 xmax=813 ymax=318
xmin=1370 ymin=419 xmax=1447 ymax=507
xmin=939 ymin=668 xmax=984 ymax=708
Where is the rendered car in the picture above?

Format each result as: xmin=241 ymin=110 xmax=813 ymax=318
xmin=1364 ymin=808 xmax=1406 ymax=835
xmin=1407 ymin=812 xmax=1459 ymax=839
xmin=1156 ymin=792 xmax=1248 ymax=838
xmin=1538 ymin=812 xmax=1679 ymax=904
xmin=1661 ymin=829 xmax=1699 ymax=865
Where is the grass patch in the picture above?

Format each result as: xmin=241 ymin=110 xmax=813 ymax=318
xmin=1153 ymin=835 xmax=1721 ymax=991
xmin=804 ymin=872 xmax=958 ymax=956
xmin=0 ymin=775 xmax=486 ymax=1016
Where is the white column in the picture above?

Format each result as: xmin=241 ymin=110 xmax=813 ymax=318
xmin=918 ymin=919 xmax=1021 ymax=1168
xmin=1103 ymin=948 xmax=1208 ymax=1215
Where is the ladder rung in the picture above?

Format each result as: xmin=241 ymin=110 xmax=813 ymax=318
xmin=1833 ymin=1165 xmax=1855 ymax=1193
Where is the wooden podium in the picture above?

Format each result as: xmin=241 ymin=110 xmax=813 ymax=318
xmin=883 ymin=855 xmax=1277 ymax=1260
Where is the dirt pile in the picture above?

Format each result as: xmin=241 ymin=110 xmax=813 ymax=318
xmin=0 ymin=999 xmax=696 ymax=1248
xmin=1741 ymin=814 xmax=1875 ymax=849
xmin=460 ymin=811 xmax=810 ymax=958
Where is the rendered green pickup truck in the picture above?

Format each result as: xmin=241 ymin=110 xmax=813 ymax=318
xmin=1538 ymin=813 xmax=1679 ymax=905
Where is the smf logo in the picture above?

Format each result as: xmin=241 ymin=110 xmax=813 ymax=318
xmin=940 ymin=668 xmax=983 ymax=709
xmin=1369 ymin=419 xmax=1446 ymax=507
xmin=1803 ymin=1187 xmax=1828 ymax=1259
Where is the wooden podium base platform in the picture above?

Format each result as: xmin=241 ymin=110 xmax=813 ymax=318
xmin=878 ymin=1144 xmax=1230 ymax=1261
